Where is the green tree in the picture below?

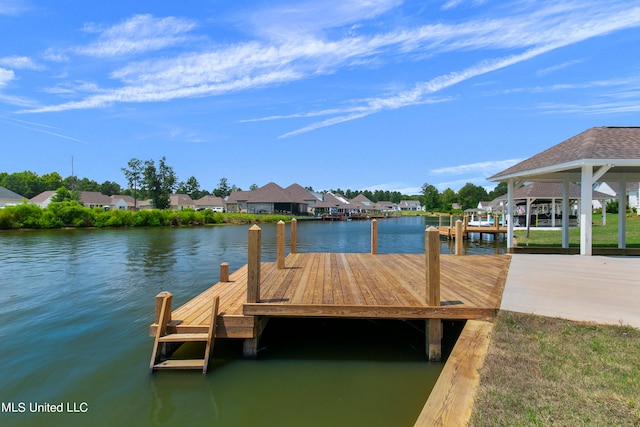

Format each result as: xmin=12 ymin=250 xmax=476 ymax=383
xmin=122 ymin=158 xmax=144 ymax=209
xmin=143 ymin=157 xmax=177 ymax=210
xmin=249 ymin=183 xmax=258 ymax=191
xmin=177 ymin=176 xmax=205 ymax=199
xmin=439 ymin=188 xmax=458 ymax=212
xmin=488 ymin=181 xmax=508 ymax=200
xmin=100 ymin=180 xmax=122 ymax=196
xmin=213 ymin=177 xmax=231 ymax=198
xmin=51 ymin=186 xmax=79 ymax=202
xmin=422 ymin=183 xmax=440 ymax=211
xmin=457 ymin=182 xmax=489 ymax=210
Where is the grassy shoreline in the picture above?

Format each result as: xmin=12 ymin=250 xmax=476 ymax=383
xmin=514 ymin=213 xmax=640 ymax=247
xmin=470 ymin=311 xmax=640 ymax=426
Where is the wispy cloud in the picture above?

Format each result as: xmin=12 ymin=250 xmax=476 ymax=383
xmin=76 ymin=14 xmax=197 ymax=58
xmin=536 ymin=59 xmax=584 ymax=76
xmin=0 ymin=68 xmax=15 ymax=88
xmin=0 ymin=55 xmax=43 ymax=70
xmin=17 ymin=0 xmax=640 ymax=133
xmin=1 ymin=116 xmax=90 ymax=144
xmin=0 ymin=0 xmax=29 ymax=16
xmin=430 ymin=159 xmax=522 ymax=176
xmin=441 ymin=0 xmax=487 ymax=11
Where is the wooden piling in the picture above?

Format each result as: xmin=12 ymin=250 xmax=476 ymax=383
xmin=247 ymin=225 xmax=261 ymax=303
xmin=371 ymin=219 xmax=378 ymax=254
xmin=154 ymin=292 xmax=172 ymax=325
xmin=277 ymin=220 xmax=285 ymax=269
xmin=291 ymin=218 xmax=297 ymax=254
xmin=220 ymin=262 xmax=229 ymax=282
xmin=425 ymin=226 xmax=442 ymax=362
xmin=455 ymin=219 xmax=463 ymax=256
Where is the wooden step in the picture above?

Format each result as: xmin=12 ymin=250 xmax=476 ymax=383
xmin=158 ymin=333 xmax=209 ymax=343
xmin=153 ymin=359 xmax=205 ymax=370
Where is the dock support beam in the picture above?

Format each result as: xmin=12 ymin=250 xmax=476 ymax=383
xmin=245 ymin=225 xmax=263 ymax=358
xmin=277 ymin=220 xmax=285 ymax=269
xmin=247 ymin=225 xmax=262 ymax=303
xmin=455 ymin=219 xmax=463 ymax=255
xmin=425 ymin=226 xmax=442 ymax=361
xmin=371 ymin=219 xmax=378 ymax=254
xmin=220 ymin=262 xmax=229 ymax=282
xmin=291 ymin=218 xmax=297 ymax=254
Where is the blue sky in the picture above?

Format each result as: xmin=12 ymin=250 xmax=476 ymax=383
xmin=2 ymin=0 xmax=640 ymax=195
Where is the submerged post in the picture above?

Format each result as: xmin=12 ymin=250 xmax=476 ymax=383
xmin=291 ymin=218 xmax=297 ymax=254
xmin=455 ymin=219 xmax=463 ymax=256
xmin=247 ymin=225 xmax=262 ymax=303
xmin=220 ymin=262 xmax=229 ymax=282
xmin=371 ymin=219 xmax=378 ymax=254
xmin=425 ymin=226 xmax=442 ymax=362
xmin=277 ymin=220 xmax=285 ymax=269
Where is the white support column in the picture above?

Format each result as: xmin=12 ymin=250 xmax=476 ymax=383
xmin=506 ymin=180 xmax=515 ymax=249
xmin=618 ymin=176 xmax=626 ymax=249
xmin=580 ymin=165 xmax=593 ymax=256
xmin=562 ymin=181 xmax=570 ymax=248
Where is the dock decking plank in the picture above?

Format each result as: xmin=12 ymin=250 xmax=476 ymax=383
xmin=152 ymin=252 xmax=510 ymax=339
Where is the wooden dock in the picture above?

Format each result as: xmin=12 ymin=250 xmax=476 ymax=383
xmin=150 ymin=221 xmax=510 ymax=357
xmin=436 ymin=214 xmax=507 ymax=240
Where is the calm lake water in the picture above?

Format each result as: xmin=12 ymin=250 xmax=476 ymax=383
xmin=0 ymin=216 xmax=505 ymax=427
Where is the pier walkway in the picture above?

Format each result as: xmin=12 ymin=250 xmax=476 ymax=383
xmin=149 ymin=251 xmax=510 ymax=342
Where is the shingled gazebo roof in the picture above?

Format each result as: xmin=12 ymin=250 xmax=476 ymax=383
xmin=489 ymin=127 xmax=640 ymax=182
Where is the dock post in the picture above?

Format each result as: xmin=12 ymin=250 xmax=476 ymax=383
xmin=220 ymin=262 xmax=229 ymax=282
xmin=245 ymin=225 xmax=262 ymax=359
xmin=247 ymin=225 xmax=261 ymax=303
xmin=277 ymin=220 xmax=285 ymax=269
xmin=425 ymin=226 xmax=442 ymax=362
xmin=371 ymin=219 xmax=378 ymax=254
xmin=154 ymin=292 xmax=172 ymax=325
xmin=455 ymin=219 xmax=463 ymax=256
xmin=438 ymin=215 xmax=442 ymax=228
xmin=291 ymin=218 xmax=297 ymax=254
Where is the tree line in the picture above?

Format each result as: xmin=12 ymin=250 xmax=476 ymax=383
xmin=1 ymin=156 xmax=507 ymax=212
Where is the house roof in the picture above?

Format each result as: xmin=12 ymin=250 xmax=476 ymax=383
xmin=492 ymin=182 xmax=611 ymax=202
xmin=30 ymin=190 xmax=56 ymax=203
xmin=0 ymin=186 xmax=26 ymax=200
xmin=489 ymin=127 xmax=640 ymax=182
xmin=79 ymin=191 xmax=113 ymax=205
xmin=246 ymin=182 xmax=295 ymax=203
xmin=313 ymin=192 xmax=350 ymax=209
xmin=285 ymin=183 xmax=319 ymax=203
xmin=194 ymin=195 xmax=225 ymax=206
xmin=170 ymin=194 xmax=194 ymax=206
xmin=351 ymin=194 xmax=373 ymax=205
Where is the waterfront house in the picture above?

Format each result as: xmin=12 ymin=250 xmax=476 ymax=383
xmin=0 ymin=186 xmax=26 ymax=207
xmin=399 ymin=200 xmax=422 ymax=211
xmin=194 ymin=195 xmax=225 ymax=212
xmin=170 ymin=194 xmax=195 ymax=210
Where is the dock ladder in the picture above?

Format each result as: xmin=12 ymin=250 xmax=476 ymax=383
xmin=149 ymin=294 xmax=219 ymax=373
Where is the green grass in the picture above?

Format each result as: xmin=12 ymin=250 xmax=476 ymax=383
xmin=514 ymin=213 xmax=640 ymax=247
xmin=470 ymin=312 xmax=640 ymax=426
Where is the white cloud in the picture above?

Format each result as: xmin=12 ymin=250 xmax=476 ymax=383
xmin=0 ymin=55 xmax=42 ymax=70
xmin=536 ymin=59 xmax=584 ymax=76
xmin=75 ymin=14 xmax=197 ymax=57
xmin=430 ymin=159 xmax=522 ymax=176
xmin=20 ymin=1 xmax=640 ymax=123
xmin=0 ymin=67 xmax=15 ymax=88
